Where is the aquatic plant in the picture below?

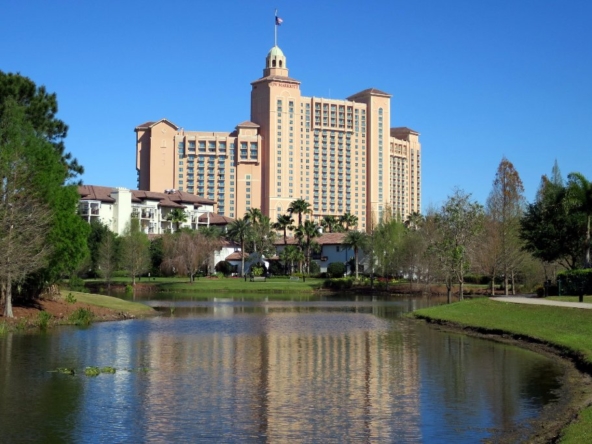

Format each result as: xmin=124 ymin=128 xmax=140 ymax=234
xmin=84 ymin=366 xmax=101 ymax=377
xmin=100 ymin=367 xmax=116 ymax=374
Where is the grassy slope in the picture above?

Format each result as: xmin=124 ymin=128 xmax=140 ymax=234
xmin=412 ymin=298 xmax=592 ymax=443
xmin=63 ymin=291 xmax=155 ymax=315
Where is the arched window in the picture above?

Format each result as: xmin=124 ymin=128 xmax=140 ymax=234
xmin=378 ymin=108 xmax=383 ymax=115
xmin=272 ymin=59 xmax=277 ymax=67
xmin=279 ymin=60 xmax=283 ymax=68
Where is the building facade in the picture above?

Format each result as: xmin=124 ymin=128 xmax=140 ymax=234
xmin=78 ymin=185 xmax=217 ymax=235
xmin=136 ymin=45 xmax=421 ymax=230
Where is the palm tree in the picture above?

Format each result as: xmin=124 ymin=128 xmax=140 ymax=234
xmin=244 ymin=208 xmax=263 ymax=224
xmin=567 ymin=172 xmax=592 ymax=267
xmin=273 ymin=214 xmax=294 ymax=245
xmin=321 ymin=215 xmax=339 ymax=233
xmin=279 ymin=245 xmax=304 ymax=275
xmin=404 ymin=211 xmax=424 ymax=231
xmin=339 ymin=212 xmax=358 ymax=231
xmin=226 ymin=217 xmax=250 ymax=276
xmin=344 ymin=230 xmax=367 ymax=279
xmin=288 ymin=198 xmax=312 ymax=227
xmin=294 ymin=220 xmax=321 ymax=275
xmin=166 ymin=208 xmax=188 ymax=232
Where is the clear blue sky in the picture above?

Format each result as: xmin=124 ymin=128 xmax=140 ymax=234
xmin=2 ymin=0 xmax=591 ymax=210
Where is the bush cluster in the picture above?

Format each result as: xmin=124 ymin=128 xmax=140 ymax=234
xmin=323 ymin=278 xmax=354 ymax=290
xmin=557 ymin=269 xmax=592 ymax=295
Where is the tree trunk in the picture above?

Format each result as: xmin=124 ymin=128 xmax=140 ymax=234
xmin=586 ymin=215 xmax=591 ymax=268
xmin=354 ymin=248 xmax=359 ymax=279
xmin=447 ymin=284 xmax=452 ymax=304
xmin=504 ymin=273 xmax=509 ymax=296
xmin=3 ymin=281 xmax=13 ymax=318
xmin=511 ymin=271 xmax=516 ymax=295
xmin=459 ymin=281 xmax=464 ymax=301
xmin=490 ymin=277 xmax=495 ymax=296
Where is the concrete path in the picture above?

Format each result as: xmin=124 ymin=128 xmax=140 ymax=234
xmin=491 ymin=296 xmax=592 ymax=310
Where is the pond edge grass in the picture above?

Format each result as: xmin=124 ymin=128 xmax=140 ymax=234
xmin=411 ymin=298 xmax=592 ymax=443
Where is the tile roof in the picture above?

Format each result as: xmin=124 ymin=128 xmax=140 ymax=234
xmin=347 ymin=88 xmax=392 ymax=101
xmin=134 ymin=118 xmax=179 ymax=130
xmin=274 ymin=232 xmax=347 ymax=246
xmin=78 ymin=185 xmax=216 ymax=209
xmin=236 ymin=121 xmax=260 ymax=128
xmin=225 ymin=251 xmax=249 ymax=261
xmin=78 ymin=185 xmax=116 ymax=203
xmin=198 ymin=212 xmax=235 ymax=225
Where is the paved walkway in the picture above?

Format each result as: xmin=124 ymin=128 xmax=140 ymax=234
xmin=491 ymin=295 xmax=592 ymax=310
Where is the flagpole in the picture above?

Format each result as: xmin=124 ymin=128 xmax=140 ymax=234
xmin=274 ymin=9 xmax=278 ymax=46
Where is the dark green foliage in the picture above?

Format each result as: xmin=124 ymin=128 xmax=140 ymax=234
xmin=327 ymin=262 xmax=346 ymax=278
xmin=0 ymin=71 xmax=82 ymax=177
xmin=0 ymin=73 xmax=90 ymax=298
xmin=215 ymin=260 xmax=233 ymax=276
xmin=68 ymin=275 xmax=85 ymax=291
xmin=268 ymin=260 xmax=285 ymax=276
xmin=308 ymin=260 xmax=320 ymax=275
xmin=322 ymin=278 xmax=354 ymax=290
xmin=87 ymin=220 xmax=111 ymax=277
xmin=149 ymin=236 xmax=164 ymax=276
xmin=521 ymin=180 xmax=583 ymax=269
xmin=557 ymin=269 xmax=592 ymax=296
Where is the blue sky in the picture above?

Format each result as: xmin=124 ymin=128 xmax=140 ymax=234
xmin=2 ymin=0 xmax=591 ymax=210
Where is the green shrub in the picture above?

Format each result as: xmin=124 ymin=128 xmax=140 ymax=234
xmin=68 ymin=275 xmax=85 ymax=291
xmin=557 ymin=269 xmax=592 ymax=295
xmin=125 ymin=285 xmax=134 ymax=295
xmin=308 ymin=261 xmax=320 ymax=275
xmin=65 ymin=293 xmax=77 ymax=304
xmin=323 ymin=278 xmax=354 ymax=290
xmin=327 ymin=262 xmax=346 ymax=278
xmin=37 ymin=311 xmax=52 ymax=330
xmin=215 ymin=260 xmax=233 ymax=276
xmin=69 ymin=308 xmax=94 ymax=326
xmin=0 ymin=321 xmax=8 ymax=335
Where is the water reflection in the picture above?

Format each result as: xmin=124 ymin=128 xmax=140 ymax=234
xmin=0 ymin=295 xmax=566 ymax=443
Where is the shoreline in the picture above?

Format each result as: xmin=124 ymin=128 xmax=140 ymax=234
xmin=412 ymin=299 xmax=592 ymax=443
xmin=412 ymin=316 xmax=592 ymax=443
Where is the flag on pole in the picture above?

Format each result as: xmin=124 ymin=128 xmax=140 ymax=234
xmin=275 ymin=15 xmax=283 ymax=25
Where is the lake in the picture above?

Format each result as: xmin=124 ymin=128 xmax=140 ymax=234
xmin=0 ymin=294 xmax=569 ymax=443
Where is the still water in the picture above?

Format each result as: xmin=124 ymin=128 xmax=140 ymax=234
xmin=0 ymin=294 xmax=567 ymax=443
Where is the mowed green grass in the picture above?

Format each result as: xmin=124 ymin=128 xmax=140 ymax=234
xmin=62 ymin=291 xmax=155 ymax=315
xmin=87 ymin=276 xmax=325 ymax=293
xmin=413 ymin=298 xmax=592 ymax=443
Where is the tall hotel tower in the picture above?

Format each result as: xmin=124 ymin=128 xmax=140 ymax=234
xmin=136 ymin=44 xmax=421 ymax=231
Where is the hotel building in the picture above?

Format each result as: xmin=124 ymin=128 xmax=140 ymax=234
xmin=136 ymin=45 xmax=421 ymax=230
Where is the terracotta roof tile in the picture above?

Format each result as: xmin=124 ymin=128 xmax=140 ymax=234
xmin=198 ymin=212 xmax=235 ymax=225
xmin=225 ymin=251 xmax=249 ymax=261
xmin=274 ymin=232 xmax=347 ymax=246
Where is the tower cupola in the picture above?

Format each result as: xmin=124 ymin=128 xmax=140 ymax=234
xmin=263 ymin=46 xmax=288 ymax=77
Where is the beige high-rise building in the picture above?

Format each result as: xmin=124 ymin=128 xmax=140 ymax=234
xmin=136 ymin=45 xmax=421 ymax=230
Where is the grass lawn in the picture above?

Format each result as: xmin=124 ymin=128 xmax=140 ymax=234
xmin=86 ymin=276 xmax=325 ymax=293
xmin=549 ymin=295 xmax=592 ymax=303
xmin=63 ymin=291 xmax=155 ymax=315
xmin=412 ymin=298 xmax=592 ymax=443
